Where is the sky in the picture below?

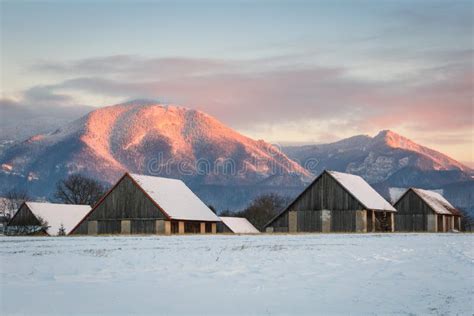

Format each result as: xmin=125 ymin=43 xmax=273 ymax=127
xmin=1 ymin=0 xmax=473 ymax=165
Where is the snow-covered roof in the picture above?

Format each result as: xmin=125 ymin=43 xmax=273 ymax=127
xmin=388 ymin=187 xmax=407 ymax=204
xmin=25 ymin=202 xmax=91 ymax=236
xmin=328 ymin=171 xmax=396 ymax=212
xmin=129 ymin=174 xmax=221 ymax=222
xmin=220 ymin=217 xmax=260 ymax=234
xmin=411 ymin=188 xmax=459 ymax=215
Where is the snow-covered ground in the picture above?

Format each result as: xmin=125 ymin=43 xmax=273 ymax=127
xmin=1 ymin=234 xmax=473 ymax=315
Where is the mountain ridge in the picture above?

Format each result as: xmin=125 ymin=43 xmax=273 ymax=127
xmin=0 ymin=100 xmax=471 ymax=211
xmin=283 ymin=129 xmax=471 ymax=184
xmin=0 ymin=101 xmax=311 ymax=209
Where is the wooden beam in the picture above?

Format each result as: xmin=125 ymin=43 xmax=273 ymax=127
xmin=390 ymin=213 xmax=395 ymax=232
xmin=355 ymin=210 xmax=367 ymax=233
xmin=164 ymin=221 xmax=171 ymax=235
xmin=321 ymin=210 xmax=331 ymax=233
xmin=121 ymin=220 xmax=131 ymax=234
xmin=88 ymin=221 xmax=98 ymax=235
xmin=372 ymin=210 xmax=376 ymax=232
xmin=289 ymin=211 xmax=297 ymax=233
xmin=211 ymin=223 xmax=217 ymax=234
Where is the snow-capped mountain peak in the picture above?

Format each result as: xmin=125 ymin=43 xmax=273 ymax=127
xmin=0 ymin=101 xmax=311 ymax=209
xmin=284 ymin=129 xmax=471 ymax=184
xmin=374 ymin=130 xmax=417 ymax=149
xmin=371 ymin=130 xmax=469 ymax=172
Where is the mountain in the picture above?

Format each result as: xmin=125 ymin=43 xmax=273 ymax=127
xmin=1 ymin=101 xmax=472 ymax=213
xmin=283 ymin=130 xmax=471 ymax=184
xmin=0 ymin=101 xmax=311 ymax=210
xmin=283 ymin=130 xmax=473 ymax=216
xmin=0 ymin=117 xmax=74 ymax=143
xmin=0 ymin=100 xmax=93 ymax=142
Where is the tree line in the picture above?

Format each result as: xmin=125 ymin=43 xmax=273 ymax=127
xmin=0 ymin=174 xmax=108 ymax=220
xmin=1 ymin=173 xmax=290 ymax=232
xmin=2 ymin=174 xmax=473 ymax=232
xmin=218 ymin=193 xmax=292 ymax=231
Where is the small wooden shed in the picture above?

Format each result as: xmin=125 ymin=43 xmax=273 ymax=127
xmin=71 ymin=173 xmax=221 ymax=235
xmin=264 ymin=170 xmax=396 ymax=233
xmin=218 ymin=217 xmax=260 ymax=234
xmin=7 ymin=202 xmax=91 ymax=236
xmin=394 ymin=188 xmax=462 ymax=232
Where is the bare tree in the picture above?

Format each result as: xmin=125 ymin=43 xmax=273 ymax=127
xmin=54 ymin=174 xmax=107 ymax=206
xmin=232 ymin=193 xmax=290 ymax=231
xmin=0 ymin=189 xmax=30 ymax=219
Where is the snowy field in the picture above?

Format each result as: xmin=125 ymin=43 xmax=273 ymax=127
xmin=1 ymin=234 xmax=473 ymax=315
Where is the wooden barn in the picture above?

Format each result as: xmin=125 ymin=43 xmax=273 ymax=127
xmin=71 ymin=173 xmax=221 ymax=235
xmin=393 ymin=188 xmax=462 ymax=232
xmin=7 ymin=202 xmax=91 ymax=236
xmin=218 ymin=217 xmax=260 ymax=234
xmin=264 ymin=170 xmax=396 ymax=233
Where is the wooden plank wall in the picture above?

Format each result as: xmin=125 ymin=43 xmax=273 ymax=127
xmin=331 ymin=210 xmax=356 ymax=232
xmin=271 ymin=212 xmax=289 ymax=232
xmin=131 ymin=220 xmax=156 ymax=234
xmin=8 ymin=205 xmax=40 ymax=226
xmin=395 ymin=215 xmax=426 ymax=231
xmin=437 ymin=215 xmax=444 ymax=232
xmin=394 ymin=190 xmax=434 ymax=231
xmin=291 ymin=172 xmax=365 ymax=212
xmin=297 ymin=210 xmax=322 ymax=232
xmin=367 ymin=211 xmax=373 ymax=232
xmin=73 ymin=175 xmax=166 ymax=234
xmin=184 ymin=222 xmax=201 ymax=234
xmin=268 ymin=172 xmax=364 ymax=232
xmin=98 ymin=220 xmax=121 ymax=234
xmin=217 ymin=222 xmax=233 ymax=233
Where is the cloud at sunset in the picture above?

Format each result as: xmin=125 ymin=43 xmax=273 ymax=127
xmin=1 ymin=0 xmax=472 ymax=163
xmin=26 ymin=52 xmax=474 ymax=129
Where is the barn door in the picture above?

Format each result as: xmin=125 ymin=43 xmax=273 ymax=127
xmin=437 ymin=215 xmax=443 ymax=232
xmin=171 ymin=221 xmax=179 ymax=234
xmin=367 ymin=211 xmax=373 ymax=232
xmin=374 ymin=212 xmax=391 ymax=232
xmin=445 ymin=216 xmax=451 ymax=232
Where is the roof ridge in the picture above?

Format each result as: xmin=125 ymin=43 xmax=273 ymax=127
xmin=129 ymin=173 xmax=183 ymax=182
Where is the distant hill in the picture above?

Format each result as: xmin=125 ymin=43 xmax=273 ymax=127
xmin=283 ymin=130 xmax=473 ymax=216
xmin=283 ymin=130 xmax=471 ymax=183
xmin=0 ymin=101 xmax=310 ymax=210
xmin=0 ymin=100 xmax=93 ymax=142
xmin=1 ymin=100 xmax=471 ymax=213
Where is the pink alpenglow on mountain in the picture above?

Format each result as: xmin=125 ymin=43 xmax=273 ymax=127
xmin=0 ymin=101 xmax=311 ymax=210
xmin=283 ymin=130 xmax=472 ymax=185
xmin=373 ymin=130 xmax=469 ymax=172
xmin=1 ymin=101 xmax=471 ymax=211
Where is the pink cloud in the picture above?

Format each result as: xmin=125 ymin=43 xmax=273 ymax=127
xmin=11 ymin=54 xmax=472 ymax=159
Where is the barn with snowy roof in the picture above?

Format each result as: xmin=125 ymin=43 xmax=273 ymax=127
xmin=7 ymin=202 xmax=91 ymax=236
xmin=264 ymin=170 xmax=396 ymax=233
xmin=218 ymin=217 xmax=260 ymax=234
xmin=71 ymin=173 xmax=221 ymax=235
xmin=393 ymin=188 xmax=461 ymax=232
